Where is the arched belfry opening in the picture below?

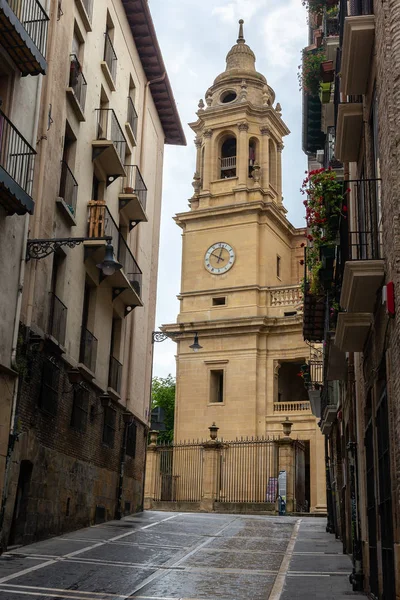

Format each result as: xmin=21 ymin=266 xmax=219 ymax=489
xmin=220 ymin=136 xmax=237 ymax=179
xmin=269 ymin=138 xmax=277 ymax=189
xmin=249 ymin=137 xmax=258 ymax=177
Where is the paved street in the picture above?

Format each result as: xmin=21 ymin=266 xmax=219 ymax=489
xmin=0 ymin=512 xmax=365 ymax=599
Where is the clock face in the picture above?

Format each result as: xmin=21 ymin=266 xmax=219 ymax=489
xmin=204 ymin=242 xmax=235 ymax=274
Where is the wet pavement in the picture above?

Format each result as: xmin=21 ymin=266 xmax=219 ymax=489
xmin=0 ymin=511 xmax=366 ymax=599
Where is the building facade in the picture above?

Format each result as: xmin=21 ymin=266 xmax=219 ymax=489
xmin=301 ymin=0 xmax=400 ymax=597
xmin=0 ymin=0 xmax=184 ymax=548
xmin=162 ymin=21 xmax=326 ymax=514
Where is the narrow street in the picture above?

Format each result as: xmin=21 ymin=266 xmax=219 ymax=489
xmin=0 ymin=512 xmax=365 ymax=600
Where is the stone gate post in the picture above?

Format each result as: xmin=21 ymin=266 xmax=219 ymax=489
xmin=200 ymin=423 xmax=222 ymax=512
xmin=144 ymin=431 xmax=159 ymax=510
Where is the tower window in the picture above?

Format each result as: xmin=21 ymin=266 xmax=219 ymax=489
xmin=277 ymin=255 xmax=281 ymax=278
xmin=220 ymin=137 xmax=236 ymax=178
xmin=212 ymin=297 xmax=226 ymax=306
xmin=220 ymin=90 xmax=237 ymax=103
xmin=210 ymin=370 xmax=224 ymax=403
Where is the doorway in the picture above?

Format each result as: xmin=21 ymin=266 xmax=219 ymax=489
xmin=9 ymin=460 xmax=33 ymax=546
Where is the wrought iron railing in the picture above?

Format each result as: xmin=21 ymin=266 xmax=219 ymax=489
xmin=48 ymin=292 xmax=67 ymax=346
xmin=87 ymin=204 xmax=142 ymax=296
xmin=121 ymin=165 xmax=147 ymax=211
xmin=69 ymin=54 xmax=87 ymax=111
xmin=309 ymin=360 xmax=323 ymax=386
xmin=58 ymin=160 xmax=78 ymax=216
xmin=127 ymin=97 xmax=138 ymax=138
xmin=95 ymin=108 xmax=126 ymax=165
xmin=155 ymin=442 xmax=204 ymax=502
xmin=324 ymin=126 xmax=343 ymax=170
xmin=324 ymin=13 xmax=340 ymax=37
xmin=79 ymin=327 xmax=98 ymax=372
xmin=108 ymin=356 xmax=122 ymax=394
xmin=6 ymin=0 xmax=49 ymax=57
xmin=103 ymin=31 xmax=117 ymax=82
xmin=0 ymin=110 xmax=36 ymax=196
xmin=273 ymin=401 xmax=311 ymax=413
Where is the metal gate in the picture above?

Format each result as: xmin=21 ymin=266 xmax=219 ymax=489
xmin=216 ymin=437 xmax=278 ymax=503
xmin=155 ymin=442 xmax=204 ymax=502
xmin=294 ymin=441 xmax=306 ymax=512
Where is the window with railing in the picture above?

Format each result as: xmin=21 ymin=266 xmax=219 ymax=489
xmin=127 ymin=97 xmax=138 ymax=138
xmin=103 ymin=405 xmax=116 ymax=447
xmin=69 ymin=54 xmax=87 ymax=111
xmin=121 ymin=165 xmax=147 ymax=211
xmin=220 ymin=137 xmax=237 ymax=178
xmin=7 ymin=0 xmax=49 ymax=58
xmin=39 ymin=358 xmax=60 ymax=416
xmin=0 ymin=109 xmax=36 ymax=196
xmin=126 ymin=422 xmax=137 ymax=457
xmin=71 ymin=387 xmax=89 ymax=432
xmin=108 ymin=356 xmax=122 ymax=394
xmin=58 ymin=161 xmax=78 ymax=216
xmin=79 ymin=327 xmax=98 ymax=373
xmin=103 ymin=31 xmax=117 ymax=82
xmin=95 ymin=108 xmax=126 ymax=165
xmin=48 ymin=292 xmax=67 ymax=346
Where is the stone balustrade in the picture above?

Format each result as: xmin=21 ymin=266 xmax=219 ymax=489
xmin=274 ymin=401 xmax=311 ymax=413
xmin=270 ymin=285 xmax=302 ymax=307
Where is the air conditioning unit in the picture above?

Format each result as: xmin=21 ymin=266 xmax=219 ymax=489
xmin=316 ymin=150 xmax=324 ymax=164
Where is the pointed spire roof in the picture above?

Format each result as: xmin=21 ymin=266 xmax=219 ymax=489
xmin=225 ymin=19 xmax=256 ymax=73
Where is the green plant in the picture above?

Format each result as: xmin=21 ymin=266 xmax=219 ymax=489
xmin=151 ymin=375 xmax=176 ymax=443
xmin=302 ymin=0 xmax=338 ymax=15
xmin=298 ymin=48 xmax=326 ymax=97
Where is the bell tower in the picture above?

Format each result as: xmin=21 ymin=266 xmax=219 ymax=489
xmin=163 ymin=21 xmax=327 ymax=514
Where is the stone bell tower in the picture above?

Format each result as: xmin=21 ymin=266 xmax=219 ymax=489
xmin=163 ymin=20 xmax=327 ymax=513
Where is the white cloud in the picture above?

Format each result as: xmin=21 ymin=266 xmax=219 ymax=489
xmin=212 ymin=0 xmax=266 ymax=24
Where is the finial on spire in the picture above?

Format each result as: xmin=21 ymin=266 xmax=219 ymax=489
xmin=237 ymin=19 xmax=245 ymax=43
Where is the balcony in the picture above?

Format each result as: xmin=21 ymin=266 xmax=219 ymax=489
xmin=66 ymin=54 xmax=87 ymax=122
xmin=101 ymin=32 xmax=117 ymax=91
xmin=85 ymin=203 xmax=142 ymax=310
xmin=125 ymin=97 xmax=138 ymax=146
xmin=47 ymin=292 xmax=67 ymax=349
xmin=108 ymin=355 xmax=122 ymax=397
xmin=273 ymin=401 xmax=311 ymax=414
xmin=320 ymin=381 xmax=338 ymax=435
xmin=323 ymin=126 xmax=343 ymax=175
xmin=92 ymin=109 xmax=126 ymax=183
xmin=79 ymin=327 xmax=97 ymax=375
xmin=119 ymin=165 xmax=147 ymax=225
xmin=0 ymin=110 xmax=36 ymax=215
xmin=303 ymin=292 xmax=325 ymax=342
xmin=335 ymin=101 xmax=363 ymax=162
xmin=56 ymin=160 xmax=78 ymax=225
xmin=74 ymin=0 xmax=93 ymax=32
xmin=335 ymin=312 xmax=373 ymax=352
xmin=340 ymin=0 xmax=374 ymax=96
xmin=220 ymin=156 xmax=236 ymax=178
xmin=0 ymin=0 xmax=48 ymax=75
xmin=270 ymin=284 xmax=302 ymax=307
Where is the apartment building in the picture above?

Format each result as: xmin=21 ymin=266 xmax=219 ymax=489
xmin=0 ymin=0 xmax=184 ymax=547
xmin=301 ymin=0 xmax=399 ymax=597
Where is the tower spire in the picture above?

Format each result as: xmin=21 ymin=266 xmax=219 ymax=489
xmin=237 ymin=19 xmax=245 ymax=43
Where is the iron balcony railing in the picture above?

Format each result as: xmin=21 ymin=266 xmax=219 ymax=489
xmin=324 ymin=13 xmax=340 ymax=38
xmin=6 ymin=0 xmax=49 ymax=58
xmin=79 ymin=327 xmax=98 ymax=373
xmin=121 ymin=165 xmax=147 ymax=211
xmin=324 ymin=126 xmax=343 ymax=171
xmin=48 ymin=292 xmax=67 ymax=346
xmin=0 ymin=109 xmax=36 ymax=196
xmin=108 ymin=356 xmax=122 ymax=394
xmin=95 ymin=108 xmax=126 ymax=166
xmin=87 ymin=204 xmax=142 ymax=296
xmin=59 ymin=160 xmax=78 ymax=216
xmin=69 ymin=54 xmax=87 ymax=111
xmin=127 ymin=97 xmax=138 ymax=138
xmin=103 ymin=31 xmax=117 ymax=82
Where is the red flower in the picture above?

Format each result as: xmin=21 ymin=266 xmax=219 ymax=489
xmin=346 ymin=188 xmax=351 ymax=193
xmin=300 ymin=260 xmax=305 ymax=265
xmin=343 ymin=205 xmax=348 ymax=212
xmin=300 ymin=242 xmax=305 ymax=247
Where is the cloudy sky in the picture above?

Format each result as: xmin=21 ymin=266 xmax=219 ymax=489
xmin=149 ymin=0 xmax=309 ymax=378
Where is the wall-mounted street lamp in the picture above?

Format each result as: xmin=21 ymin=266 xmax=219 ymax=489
xmin=26 ymin=237 xmax=122 ymax=277
xmin=152 ymin=330 xmax=203 ymax=352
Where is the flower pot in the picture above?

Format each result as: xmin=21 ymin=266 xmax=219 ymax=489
xmin=319 ymin=82 xmax=332 ymax=104
xmin=320 ymin=60 xmax=334 ymax=83
xmin=123 ymin=186 xmax=134 ymax=194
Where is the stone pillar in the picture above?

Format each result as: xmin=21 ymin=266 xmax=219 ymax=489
xmin=260 ymin=126 xmax=270 ymax=190
xmin=194 ymin=137 xmax=202 ymax=176
xmin=200 ymin=440 xmax=222 ymax=512
xmin=277 ymin=438 xmax=295 ymax=512
xmin=202 ymin=129 xmax=213 ymax=192
xmin=144 ymin=432 xmax=159 ymax=509
xmin=277 ymin=142 xmax=284 ymax=203
xmin=237 ymin=121 xmax=249 ymax=187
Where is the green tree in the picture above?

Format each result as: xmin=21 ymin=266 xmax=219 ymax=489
xmin=151 ymin=375 xmax=175 ymax=443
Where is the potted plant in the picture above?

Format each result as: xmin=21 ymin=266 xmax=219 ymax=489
xmin=320 ymin=60 xmax=334 ymax=83
xmin=301 ymin=0 xmax=339 ymax=15
xmin=123 ymin=186 xmax=134 ymax=194
xmin=298 ymin=48 xmax=326 ymax=97
xmin=320 ymin=82 xmax=332 ymax=103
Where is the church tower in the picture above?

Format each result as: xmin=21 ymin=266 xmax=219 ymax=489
xmin=163 ymin=21 xmax=326 ymax=513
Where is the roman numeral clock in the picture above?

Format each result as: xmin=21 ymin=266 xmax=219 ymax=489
xmin=204 ymin=242 xmax=236 ymax=274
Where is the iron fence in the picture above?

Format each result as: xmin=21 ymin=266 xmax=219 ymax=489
xmin=108 ymin=355 xmax=122 ymax=394
xmin=59 ymin=160 xmax=78 ymax=216
xmin=6 ymin=0 xmax=49 ymax=57
xmin=127 ymin=97 xmax=138 ymax=138
xmin=216 ymin=437 xmax=279 ymax=503
xmin=69 ymin=54 xmax=87 ymax=111
xmin=0 ymin=109 xmax=36 ymax=196
xmin=103 ymin=31 xmax=117 ymax=82
xmin=79 ymin=327 xmax=97 ymax=372
xmin=121 ymin=165 xmax=147 ymax=211
xmin=48 ymin=292 xmax=67 ymax=346
xmin=95 ymin=108 xmax=126 ymax=165
xmin=155 ymin=442 xmax=204 ymax=502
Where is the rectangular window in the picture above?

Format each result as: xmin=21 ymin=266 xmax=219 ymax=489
xmin=71 ymin=388 xmax=89 ymax=432
xmin=276 ymin=255 xmax=281 ymax=278
xmin=103 ymin=406 xmax=116 ymax=447
xmin=212 ymin=297 xmax=226 ymax=306
xmin=210 ymin=370 xmax=224 ymax=404
xmin=39 ymin=358 xmax=60 ymax=416
xmin=126 ymin=422 xmax=137 ymax=457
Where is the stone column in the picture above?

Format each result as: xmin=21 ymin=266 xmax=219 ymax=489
xmin=202 ymin=129 xmax=213 ymax=192
xmin=237 ymin=121 xmax=249 ymax=187
xmin=194 ymin=137 xmax=202 ymax=176
xmin=277 ymin=142 xmax=284 ymax=203
xmin=200 ymin=440 xmax=222 ymax=512
xmin=260 ymin=126 xmax=270 ymax=190
xmin=277 ymin=438 xmax=295 ymax=513
xmin=144 ymin=432 xmax=159 ymax=509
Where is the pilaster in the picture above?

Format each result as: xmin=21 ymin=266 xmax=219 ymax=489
xmin=260 ymin=126 xmax=271 ymax=190
xmin=237 ymin=121 xmax=249 ymax=187
xmin=202 ymin=129 xmax=213 ymax=192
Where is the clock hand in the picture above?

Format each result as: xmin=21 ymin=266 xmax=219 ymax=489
xmin=210 ymin=251 xmax=225 ymax=263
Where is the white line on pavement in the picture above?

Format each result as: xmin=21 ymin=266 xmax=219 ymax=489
xmin=268 ymin=518 xmax=302 ymax=600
